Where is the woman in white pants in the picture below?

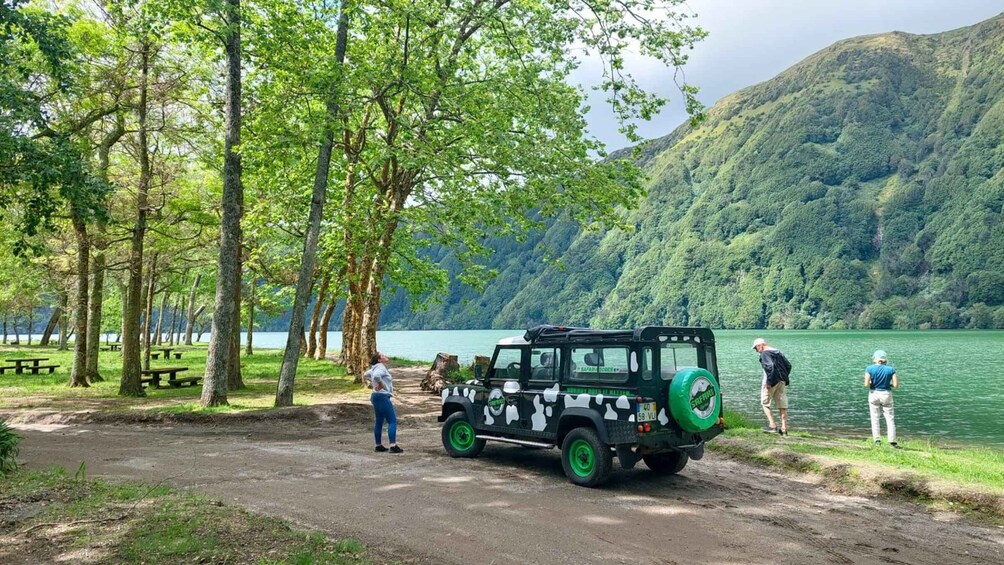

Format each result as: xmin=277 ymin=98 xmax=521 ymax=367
xmin=864 ymin=350 xmax=900 ymax=448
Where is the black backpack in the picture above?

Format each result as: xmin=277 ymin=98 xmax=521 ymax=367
xmin=765 ymin=350 xmax=792 ymax=386
xmin=774 ymin=351 xmax=792 ymax=386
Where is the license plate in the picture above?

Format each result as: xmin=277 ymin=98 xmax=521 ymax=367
xmin=636 ymin=402 xmax=657 ymax=422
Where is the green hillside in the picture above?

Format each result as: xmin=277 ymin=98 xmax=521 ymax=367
xmin=381 ymin=14 xmax=1004 ymax=330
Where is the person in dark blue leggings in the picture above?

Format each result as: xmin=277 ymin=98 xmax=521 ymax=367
xmin=365 ymin=352 xmax=402 ymax=453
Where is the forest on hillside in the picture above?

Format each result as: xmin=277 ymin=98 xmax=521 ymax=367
xmin=380 ymin=14 xmax=1004 ymax=330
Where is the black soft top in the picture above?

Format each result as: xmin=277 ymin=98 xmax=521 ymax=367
xmin=524 ymin=325 xmax=715 ymax=345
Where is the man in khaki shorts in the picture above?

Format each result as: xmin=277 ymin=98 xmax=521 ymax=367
xmin=753 ymin=338 xmax=792 ymax=436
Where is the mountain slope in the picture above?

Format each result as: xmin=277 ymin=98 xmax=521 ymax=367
xmin=381 ymin=14 xmax=1004 ymax=330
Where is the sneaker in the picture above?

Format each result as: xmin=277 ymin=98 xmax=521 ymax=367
xmin=778 ymin=429 xmax=787 ymax=437
xmin=389 ymin=445 xmax=403 ymax=454
xmin=890 ymin=442 xmax=901 ymax=449
xmin=374 ymin=445 xmax=388 ymax=452
xmin=762 ymin=426 xmax=778 ymax=434
xmin=874 ymin=440 xmax=881 ymax=446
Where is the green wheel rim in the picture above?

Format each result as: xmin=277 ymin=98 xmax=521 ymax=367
xmin=449 ymin=420 xmax=475 ymax=451
xmin=568 ymin=439 xmax=595 ymax=477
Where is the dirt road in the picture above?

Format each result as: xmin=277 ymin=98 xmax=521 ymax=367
xmin=11 ymin=370 xmax=1004 ymax=564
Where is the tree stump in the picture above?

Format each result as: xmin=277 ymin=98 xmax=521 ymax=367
xmin=421 ymin=352 xmax=459 ymax=394
xmin=471 ymin=355 xmax=490 ymax=379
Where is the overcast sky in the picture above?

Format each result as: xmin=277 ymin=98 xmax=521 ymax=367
xmin=576 ymin=0 xmax=1004 ymax=151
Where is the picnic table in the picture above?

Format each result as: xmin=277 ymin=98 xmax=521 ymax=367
xmin=1 ymin=357 xmax=60 ymax=375
xmin=140 ymin=366 xmax=199 ymax=389
xmin=107 ymin=343 xmax=121 ymax=351
xmin=160 ymin=347 xmax=182 ymax=360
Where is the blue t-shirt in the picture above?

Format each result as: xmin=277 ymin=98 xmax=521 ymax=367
xmin=866 ymin=363 xmax=896 ymax=391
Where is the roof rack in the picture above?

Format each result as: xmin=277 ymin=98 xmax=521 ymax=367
xmin=523 ymin=324 xmax=716 ymax=345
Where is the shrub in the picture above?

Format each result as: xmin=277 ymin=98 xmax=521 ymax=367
xmin=0 ymin=419 xmax=20 ymax=475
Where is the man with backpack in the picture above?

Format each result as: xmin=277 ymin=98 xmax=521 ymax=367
xmin=753 ymin=338 xmax=792 ymax=436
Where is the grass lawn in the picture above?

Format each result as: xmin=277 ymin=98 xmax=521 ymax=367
xmin=716 ymin=410 xmax=1004 ymax=521
xmin=0 ymin=343 xmax=425 ymax=414
xmin=0 ymin=467 xmax=388 ymax=564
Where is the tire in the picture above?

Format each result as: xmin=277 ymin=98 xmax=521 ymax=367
xmin=643 ymin=451 xmax=689 ymax=475
xmin=442 ymin=412 xmax=486 ymax=458
xmin=668 ymin=368 xmax=721 ymax=433
xmin=561 ymin=427 xmax=612 ymax=487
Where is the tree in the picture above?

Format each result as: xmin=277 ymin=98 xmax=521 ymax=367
xmin=201 ymin=0 xmax=244 ymax=407
xmin=333 ymin=0 xmax=706 ymax=378
xmin=274 ymin=1 xmax=350 ymax=407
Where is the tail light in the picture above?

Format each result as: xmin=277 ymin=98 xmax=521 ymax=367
xmin=644 ymin=423 xmax=652 ymax=432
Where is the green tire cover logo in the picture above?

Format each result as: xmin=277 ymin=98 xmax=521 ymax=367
xmin=668 ymin=368 xmax=721 ymax=433
xmin=689 ymin=377 xmax=717 ymax=419
xmin=487 ymin=388 xmax=505 ymax=416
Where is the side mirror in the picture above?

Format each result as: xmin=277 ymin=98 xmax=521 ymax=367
xmin=475 ymin=364 xmax=483 ymax=380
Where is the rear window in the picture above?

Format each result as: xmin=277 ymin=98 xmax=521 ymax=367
xmin=570 ymin=346 xmax=630 ymax=384
xmin=661 ymin=343 xmax=699 ymax=380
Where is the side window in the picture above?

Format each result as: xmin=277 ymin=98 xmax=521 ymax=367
xmin=530 ymin=348 xmax=561 ymax=382
xmin=640 ymin=347 xmax=653 ymax=380
xmin=570 ymin=346 xmax=630 ymax=384
xmin=491 ymin=347 xmax=523 ymax=381
xmin=660 ymin=344 xmax=699 ymax=380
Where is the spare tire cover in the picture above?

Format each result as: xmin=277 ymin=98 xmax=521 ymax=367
xmin=668 ymin=368 xmax=721 ymax=433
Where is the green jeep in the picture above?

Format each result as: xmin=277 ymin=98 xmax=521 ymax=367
xmin=439 ymin=325 xmax=724 ymax=487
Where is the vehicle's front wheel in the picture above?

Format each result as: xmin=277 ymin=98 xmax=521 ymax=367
xmin=643 ymin=451 xmax=689 ymax=474
xmin=561 ymin=427 xmax=612 ymax=487
xmin=442 ymin=412 xmax=486 ymax=458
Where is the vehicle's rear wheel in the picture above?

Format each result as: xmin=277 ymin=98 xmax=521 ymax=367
xmin=643 ymin=451 xmax=689 ymax=474
xmin=561 ymin=427 xmax=612 ymax=487
xmin=442 ymin=412 xmax=486 ymax=458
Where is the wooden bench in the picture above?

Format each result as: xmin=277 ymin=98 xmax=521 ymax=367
xmin=26 ymin=364 xmax=59 ymax=375
xmin=0 ymin=365 xmax=18 ymax=375
xmin=166 ymin=376 xmax=201 ymax=388
xmin=151 ymin=352 xmax=161 ymax=360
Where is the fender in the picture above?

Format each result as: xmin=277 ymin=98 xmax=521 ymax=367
xmin=558 ymin=408 xmax=611 ymax=444
xmin=439 ymin=396 xmax=476 ymax=423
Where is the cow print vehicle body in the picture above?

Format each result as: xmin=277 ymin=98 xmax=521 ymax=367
xmin=439 ymin=325 xmax=725 ymax=487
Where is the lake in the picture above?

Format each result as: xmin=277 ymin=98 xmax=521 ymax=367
xmin=239 ymin=329 xmax=1004 ymax=446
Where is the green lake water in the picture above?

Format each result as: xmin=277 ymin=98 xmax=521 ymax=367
xmin=245 ymin=329 xmax=1004 ymax=446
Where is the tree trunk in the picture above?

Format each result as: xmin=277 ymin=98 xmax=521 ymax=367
xmin=85 ymin=249 xmax=106 ymax=383
xmin=27 ymin=310 xmax=33 ymax=345
xmin=69 ymin=216 xmax=90 ymax=387
xmin=154 ymin=290 xmax=169 ymax=346
xmin=306 ymin=274 xmax=330 ymax=358
xmin=245 ymin=278 xmax=254 ymax=356
xmin=119 ymin=39 xmax=151 ymax=397
xmin=142 ymin=252 xmax=158 ymax=371
xmin=275 ymin=7 xmax=348 ymax=407
xmin=169 ymin=287 xmax=183 ymax=346
xmin=57 ymin=293 xmax=69 ymax=350
xmin=86 ymin=119 xmax=123 ymax=383
xmin=118 ymin=277 xmax=127 ymax=345
xmin=227 ymin=265 xmax=244 ymax=391
xmin=315 ymin=299 xmax=337 ymax=360
xmin=184 ymin=273 xmax=201 ymax=345
xmin=2 ymin=315 xmax=6 ymax=343
xmin=40 ymin=305 xmax=61 ymax=346
xmin=202 ymin=0 xmax=242 ymax=407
